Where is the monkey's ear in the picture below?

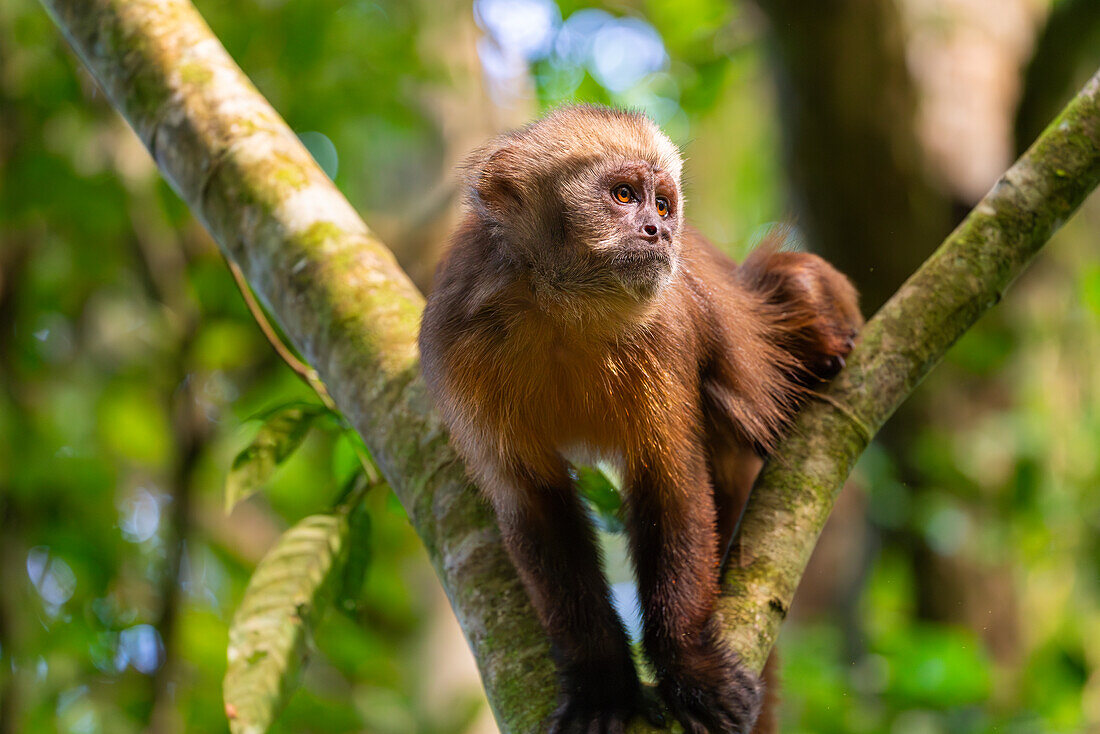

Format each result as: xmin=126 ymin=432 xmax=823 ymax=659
xmin=470 ymin=146 xmax=525 ymax=220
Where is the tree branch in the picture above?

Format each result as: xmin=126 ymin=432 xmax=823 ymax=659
xmin=38 ymin=0 xmax=556 ymax=730
xmin=718 ymin=68 xmax=1100 ymax=675
xmin=38 ymin=0 xmax=1100 ymax=729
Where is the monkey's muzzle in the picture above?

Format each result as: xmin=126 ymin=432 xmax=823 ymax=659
xmin=610 ymin=245 xmax=676 ymax=296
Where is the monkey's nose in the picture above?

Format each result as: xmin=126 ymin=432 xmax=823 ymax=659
xmin=643 ymin=224 xmax=658 ymax=237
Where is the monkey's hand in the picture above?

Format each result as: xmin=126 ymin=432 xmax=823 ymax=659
xmin=656 ymin=631 xmax=763 ymax=734
xmin=548 ymin=661 xmax=663 ymax=734
xmin=738 ymin=249 xmax=863 ymax=383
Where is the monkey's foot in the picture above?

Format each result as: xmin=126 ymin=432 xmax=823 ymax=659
xmin=657 ymin=649 xmax=763 ymax=734
xmin=548 ymin=679 xmax=663 ymax=734
xmin=807 ymin=329 xmax=857 ymax=381
xmin=547 ymin=703 xmax=631 ymax=734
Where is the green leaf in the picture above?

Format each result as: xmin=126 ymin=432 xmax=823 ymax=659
xmin=330 ymin=428 xmax=378 ymax=487
xmin=225 ymin=405 xmax=326 ymax=513
xmin=223 ymin=503 xmax=371 ymax=733
xmin=336 ymin=502 xmax=371 ymax=617
xmin=576 ymin=466 xmax=624 ymax=534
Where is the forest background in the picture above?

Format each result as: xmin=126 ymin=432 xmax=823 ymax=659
xmin=2 ymin=0 xmax=1100 ymax=732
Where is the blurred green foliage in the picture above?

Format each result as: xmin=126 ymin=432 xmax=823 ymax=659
xmin=2 ymin=0 xmax=1099 ymax=732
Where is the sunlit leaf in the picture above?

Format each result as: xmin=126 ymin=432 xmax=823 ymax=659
xmin=223 ymin=498 xmax=371 ymax=734
xmin=577 ymin=465 xmax=624 ymax=533
xmin=225 ymin=404 xmax=326 ymax=513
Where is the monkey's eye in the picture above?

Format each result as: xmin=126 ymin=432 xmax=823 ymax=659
xmin=613 ymin=184 xmax=635 ymax=204
xmin=656 ymin=197 xmax=670 ymax=218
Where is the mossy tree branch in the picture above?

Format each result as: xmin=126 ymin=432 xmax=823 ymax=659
xmin=39 ymin=0 xmax=556 ymax=730
xmin=39 ymin=0 xmax=1100 ymax=729
xmin=718 ymin=69 xmax=1100 ymax=675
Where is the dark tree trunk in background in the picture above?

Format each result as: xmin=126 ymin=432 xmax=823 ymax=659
xmin=1015 ymin=0 xmax=1100 ymax=154
xmin=752 ymin=0 xmax=1011 ymax=651
xmin=754 ymin=0 xmax=954 ymax=313
xmin=0 ymin=244 xmax=30 ymax=734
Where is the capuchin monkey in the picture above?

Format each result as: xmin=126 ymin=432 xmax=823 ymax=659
xmin=418 ymin=105 xmax=862 ymax=734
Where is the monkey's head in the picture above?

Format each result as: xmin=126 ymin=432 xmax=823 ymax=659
xmin=465 ymin=105 xmax=684 ymax=303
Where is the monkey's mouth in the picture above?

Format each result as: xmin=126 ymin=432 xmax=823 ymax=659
xmin=609 ymin=246 xmax=675 ymax=293
xmin=611 ymin=246 xmax=672 ymax=270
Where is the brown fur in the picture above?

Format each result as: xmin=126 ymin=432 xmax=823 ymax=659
xmin=419 ymin=106 xmax=862 ymax=733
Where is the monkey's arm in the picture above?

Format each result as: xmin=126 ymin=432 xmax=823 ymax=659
xmin=625 ymin=434 xmax=763 ymax=734
xmin=471 ymin=450 xmax=644 ymax=733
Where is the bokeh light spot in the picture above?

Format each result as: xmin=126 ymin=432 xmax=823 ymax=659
xmin=589 ymin=17 xmax=668 ymax=93
xmin=474 ymin=0 xmax=559 ymax=62
xmin=116 ymin=624 xmax=164 ymax=675
xmin=26 ymin=547 xmax=77 ymax=607
xmin=117 ymin=486 xmax=162 ymax=544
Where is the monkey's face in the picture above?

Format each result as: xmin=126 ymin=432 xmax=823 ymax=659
xmin=566 ymin=161 xmax=682 ymax=300
xmin=466 ymin=106 xmax=685 ymax=308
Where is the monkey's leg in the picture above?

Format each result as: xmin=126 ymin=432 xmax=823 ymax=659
xmin=737 ymin=249 xmax=862 ymax=383
xmin=626 ymin=450 xmax=762 ymax=734
xmin=486 ymin=457 xmax=643 ymax=733
xmin=704 ymin=420 xmax=764 ymax=569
